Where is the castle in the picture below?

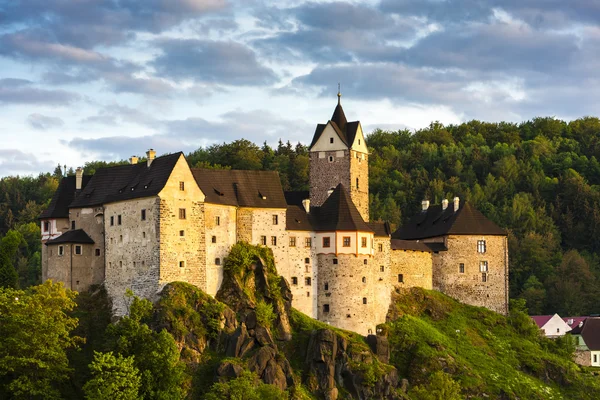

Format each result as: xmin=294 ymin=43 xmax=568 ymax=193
xmin=40 ymin=97 xmax=509 ymax=335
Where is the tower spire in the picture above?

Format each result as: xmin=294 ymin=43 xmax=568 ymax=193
xmin=337 ymin=83 xmax=341 ymax=105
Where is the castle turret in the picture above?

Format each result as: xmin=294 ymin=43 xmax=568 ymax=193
xmin=308 ymin=93 xmax=369 ymax=221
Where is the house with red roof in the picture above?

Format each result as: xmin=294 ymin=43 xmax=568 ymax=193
xmin=530 ymin=314 xmax=572 ymax=337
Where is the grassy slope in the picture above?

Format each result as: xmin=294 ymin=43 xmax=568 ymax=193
xmin=386 ymin=287 xmax=600 ymax=399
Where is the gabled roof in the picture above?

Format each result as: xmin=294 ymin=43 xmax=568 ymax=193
xmin=563 ymin=316 xmax=588 ymax=330
xmin=286 ymin=205 xmax=314 ymax=231
xmin=39 ymin=175 xmax=92 ymax=219
xmin=311 ymin=184 xmax=372 ymax=232
xmin=368 ymin=221 xmax=391 ymax=237
xmin=284 ymin=191 xmax=309 ymax=207
xmin=309 ymin=100 xmax=361 ymax=149
xmin=531 ymin=315 xmax=554 ymax=329
xmin=391 ymin=239 xmax=432 ymax=252
xmin=392 ymin=201 xmax=506 ymax=240
xmin=69 ymin=153 xmax=182 ymax=208
xmin=579 ymin=318 xmax=600 ymax=350
xmin=45 ymin=229 xmax=94 ymax=245
xmin=192 ymin=169 xmax=287 ymax=209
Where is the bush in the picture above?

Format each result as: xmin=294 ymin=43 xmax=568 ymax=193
xmin=255 ymin=300 xmax=276 ymax=330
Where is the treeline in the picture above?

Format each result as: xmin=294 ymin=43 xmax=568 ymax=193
xmin=3 ymin=117 xmax=600 ymax=315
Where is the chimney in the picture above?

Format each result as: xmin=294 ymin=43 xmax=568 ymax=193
xmin=129 ymin=155 xmax=138 ymax=165
xmin=146 ymin=149 xmax=156 ymax=167
xmin=302 ymin=199 xmax=310 ymax=213
xmin=75 ymin=167 xmax=83 ymax=190
xmin=421 ymin=200 xmax=430 ymax=211
xmin=442 ymin=199 xmax=449 ymax=210
xmin=453 ymin=197 xmax=460 ymax=212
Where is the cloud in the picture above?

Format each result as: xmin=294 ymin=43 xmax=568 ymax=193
xmin=27 ymin=113 xmax=65 ymax=130
xmin=0 ymin=149 xmax=56 ymax=177
xmin=152 ymin=39 xmax=277 ymax=85
xmin=0 ymin=78 xmax=80 ymax=105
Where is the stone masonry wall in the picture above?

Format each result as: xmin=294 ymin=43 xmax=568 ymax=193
xmin=349 ymin=151 xmax=369 ymax=222
xmin=390 ymin=249 xmax=433 ymax=290
xmin=70 ymin=206 xmax=106 ymax=290
xmin=158 ymin=157 xmax=206 ymax=295
xmin=247 ymin=208 xmax=288 ymax=275
xmin=372 ymin=236 xmax=391 ymax=326
xmin=316 ymin=254 xmax=383 ymax=335
xmin=104 ymin=197 xmax=161 ymax=315
xmin=309 ymin=150 xmax=350 ymax=207
xmin=432 ymin=235 xmax=508 ymax=315
xmin=41 ymin=217 xmax=69 ymax=283
xmin=46 ymin=242 xmax=96 ymax=291
xmin=205 ymin=204 xmax=237 ymax=296
xmin=236 ymin=208 xmax=253 ymax=243
xmin=285 ymin=230 xmax=316 ymax=318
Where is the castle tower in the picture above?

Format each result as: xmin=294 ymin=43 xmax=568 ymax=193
xmin=308 ymin=93 xmax=369 ymax=221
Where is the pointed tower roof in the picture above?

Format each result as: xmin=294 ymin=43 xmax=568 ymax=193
xmin=309 ymin=92 xmax=361 ymax=149
xmin=313 ymin=184 xmax=373 ymax=232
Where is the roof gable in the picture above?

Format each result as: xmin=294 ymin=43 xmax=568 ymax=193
xmin=309 ymin=100 xmax=361 ymax=151
xmin=69 ymin=153 xmax=183 ymax=208
xmin=192 ymin=169 xmax=287 ymax=208
xmin=393 ymin=201 xmax=506 ymax=240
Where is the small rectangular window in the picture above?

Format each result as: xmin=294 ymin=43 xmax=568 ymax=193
xmin=179 ymin=261 xmax=185 ymax=268
xmin=304 ymin=257 xmax=310 ymax=264
xmin=215 ymin=258 xmax=221 ymax=265
xmin=323 ymin=304 xmax=330 ymax=313
xmin=459 ymin=263 xmax=465 ymax=273
xmin=95 ymin=248 xmax=100 ymax=256
xmin=110 ymin=216 xmax=114 ymax=226
xmin=378 ymin=243 xmax=383 ymax=252
xmin=261 ymin=236 xmax=267 ymax=245
xmin=361 ymin=237 xmax=367 ymax=248
xmin=482 ymin=273 xmax=487 ymax=282
xmin=307 ymin=292 xmax=310 ymax=297
xmin=75 ymin=245 xmax=82 ymax=255
xmin=356 ymin=178 xmax=359 ymax=190
xmin=179 ymin=209 xmax=186 ymax=219
xmin=141 ymin=209 xmax=146 ymax=221
xmin=363 ymin=297 xmax=367 ymax=304
xmin=480 ymin=261 xmax=488 ymax=272
xmin=324 ymin=282 xmax=329 ymax=290
xmin=305 ymin=277 xmax=311 ymax=286
xmin=398 ymin=274 xmax=403 ymax=283
xmin=179 ymin=181 xmax=185 ymax=191
xmin=290 ymin=237 xmax=296 ymax=247
xmin=380 ymin=265 xmax=385 ymax=272
xmin=271 ymin=236 xmax=277 ymax=246
xmin=179 ymin=230 xmax=185 ymax=237
xmin=142 ymin=232 xmax=146 ymax=239
xmin=333 ymin=258 xmax=338 ymax=265
xmin=305 ymin=237 xmax=311 ymax=247
xmin=117 ymin=215 xmax=122 ymax=225
xmin=216 ymin=216 xmax=220 ymax=226
xmin=477 ymin=240 xmax=486 ymax=253
xmin=43 ymin=221 xmax=49 ymax=232
xmin=330 ymin=137 xmax=334 ymax=144
xmin=272 ymin=215 xmax=278 ymax=225
xmin=58 ymin=245 xmax=64 ymax=256
xmin=291 ymin=277 xmax=298 ymax=285
xmin=343 ymin=236 xmax=351 ymax=247
xmin=363 ymin=259 xmax=368 ymax=265
xmin=212 ymin=236 xmax=217 ymax=243
xmin=323 ymin=237 xmax=330 ymax=248
xmin=71 ymin=220 xmax=75 ymax=229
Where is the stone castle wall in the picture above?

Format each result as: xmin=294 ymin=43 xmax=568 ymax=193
xmin=316 ymin=253 xmax=384 ymax=335
xmin=349 ymin=151 xmax=369 ymax=222
xmin=432 ymin=235 xmax=508 ymax=314
xmin=372 ymin=236 xmax=392 ymax=326
xmin=309 ymin=150 xmax=350 ymax=207
xmin=205 ymin=204 xmax=237 ymax=296
xmin=390 ymin=249 xmax=433 ymax=290
xmin=104 ymin=197 xmax=161 ymax=315
xmin=284 ymin=230 xmax=316 ymax=318
xmin=41 ymin=217 xmax=69 ymax=283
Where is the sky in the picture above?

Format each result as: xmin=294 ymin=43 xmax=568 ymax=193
xmin=1 ymin=0 xmax=600 ymax=177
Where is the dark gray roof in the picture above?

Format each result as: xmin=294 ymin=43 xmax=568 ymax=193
xmin=39 ymin=175 xmax=92 ymax=219
xmin=579 ymin=318 xmax=600 ymax=350
xmin=309 ymin=101 xmax=360 ymax=149
xmin=391 ymin=239 xmax=432 ymax=252
xmin=284 ymin=191 xmax=309 ymax=206
xmin=393 ymin=202 xmax=506 ymax=240
xmin=69 ymin=153 xmax=182 ymax=208
xmin=192 ymin=169 xmax=287 ymax=209
xmin=286 ymin=205 xmax=313 ymax=231
xmin=368 ymin=221 xmax=391 ymax=237
xmin=45 ymin=229 xmax=94 ymax=245
xmin=311 ymin=184 xmax=372 ymax=232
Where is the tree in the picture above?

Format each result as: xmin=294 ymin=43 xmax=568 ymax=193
xmin=0 ymin=281 xmax=81 ymax=399
xmin=83 ymin=351 xmax=141 ymax=400
xmin=0 ymin=230 xmax=24 ymax=288
xmin=204 ymin=370 xmax=288 ymax=400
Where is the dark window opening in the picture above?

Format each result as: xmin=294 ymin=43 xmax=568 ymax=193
xmin=179 ymin=181 xmax=185 ymax=191
xmin=43 ymin=221 xmax=49 ymax=232
xmin=141 ymin=209 xmax=146 ymax=220
xmin=110 ymin=216 xmax=114 ymax=226
xmin=324 ymin=282 xmax=329 ymax=290
xmin=330 ymin=137 xmax=334 ymax=143
xmin=179 ymin=261 xmax=185 ymax=268
xmin=398 ymin=274 xmax=404 ymax=283
xmin=343 ymin=236 xmax=351 ymax=247
xmin=291 ymin=277 xmax=298 ymax=285
xmin=363 ymin=297 xmax=367 ymax=304
xmin=323 ymin=304 xmax=330 ymax=313
xmin=305 ymin=257 xmax=310 ymax=264
xmin=215 ymin=258 xmax=221 ymax=265
xmin=179 ymin=209 xmax=186 ymax=219
xmin=363 ymin=259 xmax=368 ymax=265
xmin=212 ymin=236 xmax=217 ymax=243
xmin=74 ymin=245 xmax=82 ymax=255
xmin=459 ymin=263 xmax=465 ymax=273
xmin=271 ymin=236 xmax=277 ymax=246
xmin=71 ymin=221 xmax=75 ymax=229
xmin=333 ymin=258 xmax=338 ymax=265
xmin=95 ymin=248 xmax=100 ymax=256
xmin=380 ymin=265 xmax=385 ymax=272
xmin=323 ymin=237 xmax=330 ymax=247
xmin=179 ymin=230 xmax=185 ymax=237
xmin=117 ymin=215 xmax=122 ymax=225
xmin=305 ymin=277 xmax=311 ymax=286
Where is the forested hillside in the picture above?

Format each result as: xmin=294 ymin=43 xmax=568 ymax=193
xmin=2 ymin=117 xmax=600 ymax=316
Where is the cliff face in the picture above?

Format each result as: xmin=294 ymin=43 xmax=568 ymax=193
xmin=152 ymin=243 xmax=400 ymax=399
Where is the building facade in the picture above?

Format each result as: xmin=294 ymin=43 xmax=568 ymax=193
xmin=40 ymin=97 xmax=509 ymax=335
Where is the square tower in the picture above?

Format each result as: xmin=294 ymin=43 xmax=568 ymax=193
xmin=308 ymin=94 xmax=369 ymax=221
